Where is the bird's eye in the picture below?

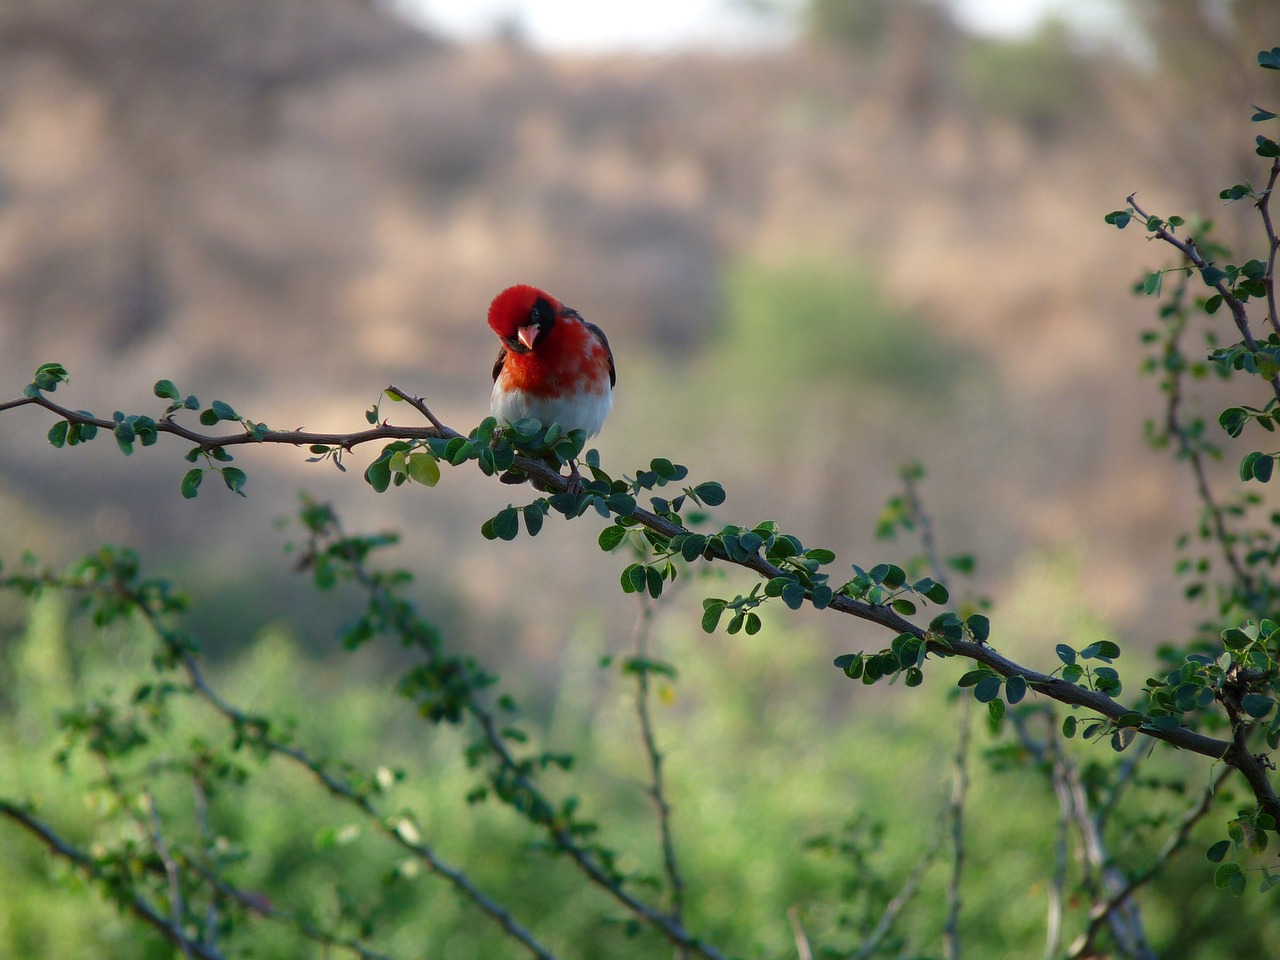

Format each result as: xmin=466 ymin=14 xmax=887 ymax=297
xmin=531 ymin=297 xmax=554 ymax=327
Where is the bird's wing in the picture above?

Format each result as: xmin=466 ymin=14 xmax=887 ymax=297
xmin=584 ymin=321 xmax=616 ymax=387
xmin=492 ymin=347 xmax=507 ymax=383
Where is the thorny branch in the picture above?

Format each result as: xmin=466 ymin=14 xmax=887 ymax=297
xmin=4 ymin=376 xmax=1278 ymax=828
xmin=1126 ymin=190 xmax=1280 ymax=406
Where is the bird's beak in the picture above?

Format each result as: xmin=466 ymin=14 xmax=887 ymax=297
xmin=517 ymin=324 xmax=538 ymax=351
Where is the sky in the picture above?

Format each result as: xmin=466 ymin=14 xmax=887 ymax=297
xmin=398 ymin=0 xmax=1112 ymax=51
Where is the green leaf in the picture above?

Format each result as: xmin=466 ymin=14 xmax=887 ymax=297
xmin=692 ymin=481 xmax=726 ymax=506
xmin=1207 ymin=840 xmax=1232 ymax=863
xmin=805 ymin=548 xmax=837 ymax=564
xmin=1220 ymin=407 xmax=1249 ymax=438
xmin=221 ymin=466 xmax=248 ymax=496
xmin=113 ymin=420 xmax=135 ymax=456
xmin=30 ymin=362 xmax=70 ymax=393
xmin=491 ymin=507 xmax=519 ymax=541
xmin=1258 ymin=136 xmax=1280 ymax=158
xmin=47 ymin=420 xmax=69 ymax=448
xmin=180 ymin=468 xmax=204 ymax=499
xmin=781 ymin=581 xmax=805 ymax=610
xmin=645 ymin=566 xmax=664 ymax=599
xmin=598 ymin=525 xmax=627 ymax=551
xmin=702 ymin=599 xmax=727 ymax=633
xmin=407 ymin=453 xmax=441 ymax=487
xmin=1213 ymin=860 xmax=1243 ymax=889
xmin=1242 ymin=694 xmax=1275 ymax=719
xmin=1055 ymin=644 xmax=1077 ymax=666
xmin=680 ymin=534 xmax=707 ymax=562
xmin=966 ymin=614 xmax=990 ymax=643
xmin=1253 ymin=104 xmax=1279 ymax=122
xmin=1261 ymin=48 xmax=1280 ymax=70
xmin=1080 ymin=640 xmax=1119 ymax=662
xmin=892 ymin=598 xmax=917 ymax=616
xmin=365 ymin=458 xmax=392 ymax=493
xmin=923 ymin=581 xmax=949 ymax=604
xmin=987 ymin=698 xmax=1006 ymax=723
xmin=834 ymin=652 xmax=864 ymax=679
xmin=1062 ymin=715 xmax=1077 ymax=738
xmin=1242 ymin=451 xmax=1275 ymax=482
xmin=1200 ymin=265 xmax=1228 ymax=287
xmin=1104 ymin=210 xmax=1131 ymax=229
xmin=973 ymin=675 xmax=1002 ymax=703
xmin=621 ymin=564 xmax=646 ymax=595
xmin=210 ymin=400 xmax=238 ymax=423
xmin=523 ymin=506 xmax=544 ymax=537
xmin=153 ymin=379 xmax=180 ymax=400
xmin=1005 ymin=675 xmax=1027 ymax=704
xmin=649 ymin=457 xmax=677 ymax=478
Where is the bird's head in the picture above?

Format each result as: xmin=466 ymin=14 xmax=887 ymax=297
xmin=488 ymin=284 xmax=563 ymax=353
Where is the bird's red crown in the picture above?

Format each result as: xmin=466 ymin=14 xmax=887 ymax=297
xmin=488 ymin=284 xmax=556 ymax=340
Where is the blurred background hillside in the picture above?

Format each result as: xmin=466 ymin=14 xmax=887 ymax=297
xmin=2 ymin=0 xmax=1277 ymax=651
xmin=3 ymin=1 xmax=1280 ymax=955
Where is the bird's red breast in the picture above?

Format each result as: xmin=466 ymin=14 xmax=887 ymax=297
xmin=489 ymin=284 xmax=615 ymax=438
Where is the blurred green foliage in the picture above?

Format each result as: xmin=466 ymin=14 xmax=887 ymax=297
xmin=715 ymin=260 xmax=969 ymax=407
xmin=958 ymin=22 xmax=1097 ymax=136
xmin=3 ymin=547 xmax=1277 ymax=958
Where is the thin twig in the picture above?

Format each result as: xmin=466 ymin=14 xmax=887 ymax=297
xmin=175 ymin=654 xmax=559 ymax=960
xmin=190 ymin=776 xmax=221 ymax=955
xmin=899 ymin=464 xmax=946 ymax=587
xmin=1127 ymin=193 xmax=1280 ymax=405
xmin=1159 ymin=299 xmax=1254 ymax=595
xmin=1254 ymin=159 xmax=1280 ymax=338
xmin=787 ymin=906 xmax=813 ymax=960
xmin=386 ymin=385 xmax=462 ymax=438
xmin=943 ymin=703 xmax=969 ymax=960
xmin=630 ymin=594 xmax=687 ymax=929
xmin=468 ymin=704 xmax=729 ymax=960
xmin=142 ymin=789 xmax=194 ymax=960
xmin=1065 ymin=764 xmax=1233 ymax=960
xmin=183 ymin=859 xmax=398 ymax=960
xmin=0 ymin=800 xmax=227 ymax=960
xmin=851 ymin=819 xmax=945 ymax=960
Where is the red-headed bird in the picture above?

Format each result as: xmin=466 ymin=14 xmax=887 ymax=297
xmin=489 ymin=284 xmax=615 ymax=488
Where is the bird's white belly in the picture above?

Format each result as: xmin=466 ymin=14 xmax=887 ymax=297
xmin=491 ymin=384 xmax=612 ymax=438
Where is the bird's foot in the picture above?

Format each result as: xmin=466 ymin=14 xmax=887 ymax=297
xmin=565 ymin=460 xmax=585 ymax=497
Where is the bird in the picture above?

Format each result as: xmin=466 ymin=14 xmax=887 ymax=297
xmin=488 ymin=284 xmax=615 ymax=491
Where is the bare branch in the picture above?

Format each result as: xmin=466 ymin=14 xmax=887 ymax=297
xmin=850 ymin=819 xmax=944 ymax=960
xmin=1065 ymin=765 xmax=1234 ymax=960
xmin=1254 ymin=159 xmax=1280 ymax=337
xmin=142 ymin=789 xmax=194 ymax=960
xmin=629 ymin=594 xmax=687 ymax=928
xmin=1126 ymin=193 xmax=1280 ymax=405
xmin=943 ymin=704 xmax=970 ymax=960
xmin=787 ymin=906 xmax=814 ymax=960
xmin=175 ymin=653 xmax=560 ymax=960
xmin=0 ymin=800 xmax=227 ymax=960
